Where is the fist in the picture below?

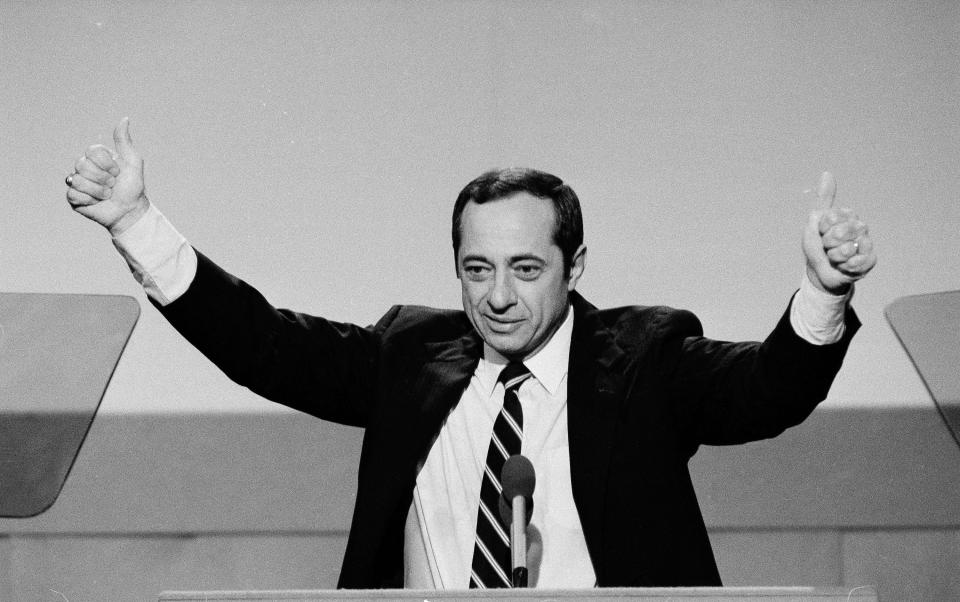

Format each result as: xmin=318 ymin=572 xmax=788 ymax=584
xmin=802 ymin=172 xmax=877 ymax=295
xmin=65 ymin=117 xmax=148 ymax=235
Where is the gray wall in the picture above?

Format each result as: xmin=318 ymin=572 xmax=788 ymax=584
xmin=3 ymin=1 xmax=959 ymax=413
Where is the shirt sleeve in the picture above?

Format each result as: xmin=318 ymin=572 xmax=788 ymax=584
xmin=789 ymin=271 xmax=852 ymax=345
xmin=111 ymin=203 xmax=197 ymax=306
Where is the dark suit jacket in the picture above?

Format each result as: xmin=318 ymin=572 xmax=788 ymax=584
xmin=157 ymin=251 xmax=859 ymax=588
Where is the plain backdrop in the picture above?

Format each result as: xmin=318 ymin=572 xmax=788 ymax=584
xmin=2 ymin=1 xmax=958 ymax=413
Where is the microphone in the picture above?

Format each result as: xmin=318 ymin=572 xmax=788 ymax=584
xmin=500 ymin=454 xmax=536 ymax=588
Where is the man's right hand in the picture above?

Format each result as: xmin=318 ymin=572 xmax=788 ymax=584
xmin=66 ymin=117 xmax=149 ymax=236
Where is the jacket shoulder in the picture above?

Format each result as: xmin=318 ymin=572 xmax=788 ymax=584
xmin=591 ymin=303 xmax=704 ymax=351
xmin=373 ymin=303 xmax=473 ymax=342
xmin=596 ymin=305 xmax=702 ymax=335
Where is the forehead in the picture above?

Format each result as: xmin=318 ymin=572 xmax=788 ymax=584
xmin=459 ymin=193 xmax=558 ymax=256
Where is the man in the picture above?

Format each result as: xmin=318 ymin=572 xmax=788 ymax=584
xmin=65 ymin=119 xmax=876 ymax=589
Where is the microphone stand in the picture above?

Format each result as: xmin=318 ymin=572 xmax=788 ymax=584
xmin=510 ymin=493 xmax=528 ymax=587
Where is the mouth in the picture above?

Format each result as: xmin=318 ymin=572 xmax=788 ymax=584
xmin=483 ymin=315 xmax=523 ymax=333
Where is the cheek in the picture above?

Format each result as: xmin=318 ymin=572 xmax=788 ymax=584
xmin=526 ymin=283 xmax=565 ymax=322
xmin=518 ymin=289 xmax=545 ymax=319
xmin=461 ymin=281 xmax=486 ymax=310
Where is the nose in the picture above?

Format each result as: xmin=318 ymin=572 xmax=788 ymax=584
xmin=487 ymin=272 xmax=517 ymax=312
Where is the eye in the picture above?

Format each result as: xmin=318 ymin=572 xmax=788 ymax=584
xmin=462 ymin=263 xmax=492 ymax=281
xmin=513 ymin=263 xmax=542 ymax=280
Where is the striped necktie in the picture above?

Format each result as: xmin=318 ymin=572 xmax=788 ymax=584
xmin=469 ymin=361 xmax=532 ymax=588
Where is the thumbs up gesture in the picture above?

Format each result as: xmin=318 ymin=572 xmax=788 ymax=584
xmin=802 ymin=172 xmax=877 ymax=295
xmin=66 ymin=117 xmax=149 ymax=235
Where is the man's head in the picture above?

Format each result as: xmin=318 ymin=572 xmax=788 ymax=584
xmin=452 ymin=168 xmax=587 ymax=360
xmin=452 ymin=168 xmax=584 ymax=276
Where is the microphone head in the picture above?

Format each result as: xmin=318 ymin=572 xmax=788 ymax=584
xmin=501 ymin=454 xmax=536 ymax=499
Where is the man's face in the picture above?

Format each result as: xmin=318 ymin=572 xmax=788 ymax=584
xmin=457 ymin=193 xmax=585 ymax=360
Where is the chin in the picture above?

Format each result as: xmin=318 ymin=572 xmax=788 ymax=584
xmin=483 ymin=333 xmax=528 ymax=358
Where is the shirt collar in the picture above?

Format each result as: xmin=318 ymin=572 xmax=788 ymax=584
xmin=477 ymin=305 xmax=574 ymax=397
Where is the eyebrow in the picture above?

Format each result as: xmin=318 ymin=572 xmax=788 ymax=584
xmin=509 ymin=254 xmax=545 ymax=264
xmin=459 ymin=253 xmax=545 ymax=264
xmin=459 ymin=254 xmax=490 ymax=264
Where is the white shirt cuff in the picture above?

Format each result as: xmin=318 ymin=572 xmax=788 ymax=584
xmin=111 ymin=204 xmax=197 ymax=306
xmin=789 ymin=272 xmax=851 ymax=345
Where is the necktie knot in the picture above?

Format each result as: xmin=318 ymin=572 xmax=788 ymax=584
xmin=498 ymin=362 xmax=531 ymax=392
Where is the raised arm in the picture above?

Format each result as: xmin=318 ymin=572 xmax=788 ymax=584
xmin=672 ymin=172 xmax=877 ymax=445
xmin=64 ymin=119 xmax=384 ymax=425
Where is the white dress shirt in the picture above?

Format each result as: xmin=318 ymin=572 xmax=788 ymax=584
xmin=111 ymin=203 xmax=851 ymax=588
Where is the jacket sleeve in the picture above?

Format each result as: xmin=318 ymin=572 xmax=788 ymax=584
xmin=664 ymin=294 xmax=860 ymax=446
xmin=154 ymin=249 xmax=399 ymax=426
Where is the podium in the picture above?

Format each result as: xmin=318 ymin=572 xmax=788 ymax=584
xmin=158 ymin=587 xmax=878 ymax=601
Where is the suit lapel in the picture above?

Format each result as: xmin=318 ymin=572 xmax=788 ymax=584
xmin=566 ymin=292 xmax=629 ymax=577
xmin=408 ymin=330 xmax=482 ymax=464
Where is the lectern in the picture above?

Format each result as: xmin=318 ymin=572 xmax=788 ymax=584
xmin=158 ymin=586 xmax=877 ymax=601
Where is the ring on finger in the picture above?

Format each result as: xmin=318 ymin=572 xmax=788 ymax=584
xmin=65 ymin=174 xmax=74 ymax=186
xmin=852 ymin=240 xmax=860 ymax=255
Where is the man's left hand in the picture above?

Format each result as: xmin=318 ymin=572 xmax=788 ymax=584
xmin=802 ymin=172 xmax=877 ymax=295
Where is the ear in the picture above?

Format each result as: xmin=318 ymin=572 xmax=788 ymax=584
xmin=566 ymin=245 xmax=587 ymax=291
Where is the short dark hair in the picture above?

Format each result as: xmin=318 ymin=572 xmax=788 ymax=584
xmin=451 ymin=168 xmax=584 ymax=276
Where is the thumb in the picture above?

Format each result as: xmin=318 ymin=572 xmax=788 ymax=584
xmin=113 ymin=117 xmax=136 ymax=161
xmin=817 ymin=171 xmax=836 ymax=210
